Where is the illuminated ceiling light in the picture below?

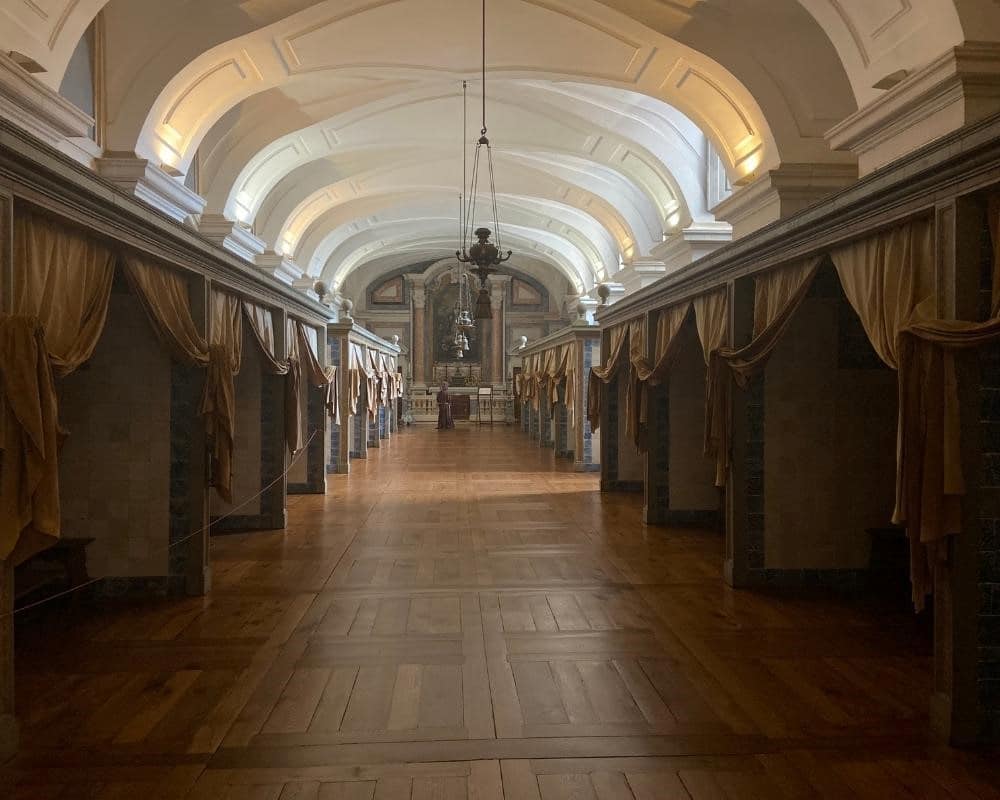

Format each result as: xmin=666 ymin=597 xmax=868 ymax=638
xmin=456 ymin=0 xmax=512 ymax=320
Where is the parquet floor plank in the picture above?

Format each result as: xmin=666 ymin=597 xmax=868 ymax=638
xmin=6 ymin=426 xmax=1000 ymax=798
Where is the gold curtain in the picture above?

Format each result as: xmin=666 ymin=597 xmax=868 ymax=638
xmin=0 ymin=318 xmax=62 ymax=564
xmin=586 ymin=322 xmax=630 ymax=433
xmin=532 ymin=342 xmax=579 ymax=430
xmin=295 ymin=321 xmax=339 ymax=425
xmin=717 ymin=258 xmax=822 ymax=391
xmin=348 ymin=343 xmax=367 ymax=417
xmin=13 ymin=212 xmax=116 ymax=376
xmin=2 ymin=213 xmax=116 ymax=563
xmin=693 ymin=289 xmax=730 ymax=486
xmin=285 ymin=318 xmax=304 ymax=454
xmin=204 ymin=289 xmax=243 ymax=503
xmin=623 ymin=318 xmax=648 ymax=450
xmin=561 ymin=342 xmax=580 ymax=432
xmin=122 ymin=256 xmax=209 ymax=368
xmin=242 ymin=301 xmax=289 ymax=376
xmin=629 ymin=302 xmax=693 ymax=452
xmin=827 ymin=218 xmax=943 ymax=607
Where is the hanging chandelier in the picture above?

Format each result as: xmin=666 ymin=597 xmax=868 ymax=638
xmin=456 ymin=0 xmax=511 ymax=320
xmin=448 ymin=268 xmax=474 ymax=360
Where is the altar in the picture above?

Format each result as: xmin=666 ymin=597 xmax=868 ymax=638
xmin=406 ymin=385 xmax=511 ymax=424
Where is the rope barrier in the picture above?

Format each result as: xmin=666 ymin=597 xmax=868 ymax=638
xmin=2 ymin=428 xmax=321 ymax=619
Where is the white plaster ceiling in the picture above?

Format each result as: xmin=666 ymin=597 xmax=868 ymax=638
xmin=4 ymin=0 xmax=998 ymax=295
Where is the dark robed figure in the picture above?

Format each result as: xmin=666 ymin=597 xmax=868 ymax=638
xmin=436 ymin=382 xmax=454 ymax=430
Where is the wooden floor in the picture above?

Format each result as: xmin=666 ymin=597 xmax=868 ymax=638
xmin=6 ymin=425 xmax=1000 ymax=798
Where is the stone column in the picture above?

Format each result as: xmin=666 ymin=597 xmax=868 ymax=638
xmin=724 ymin=276 xmax=756 ymax=588
xmin=407 ymin=275 xmax=428 ymax=386
xmin=489 ymin=276 xmax=510 ymax=384
xmin=931 ymin=195 xmax=998 ymax=745
xmin=575 ymin=335 xmax=600 ymax=472
xmin=178 ymin=273 xmax=210 ymax=594
xmin=0 ymin=187 xmax=15 ymax=761
xmin=599 ymin=328 xmax=617 ymax=492
xmin=555 ymin=382 xmax=570 ymax=458
xmin=352 ymin=376 xmax=369 ymax=460
xmin=328 ymin=333 xmax=352 ymax=474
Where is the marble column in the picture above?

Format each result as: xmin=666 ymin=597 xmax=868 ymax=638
xmin=489 ymin=276 xmax=510 ymax=384
xmin=0 ymin=188 xmax=15 ymax=761
xmin=407 ymin=275 xmax=428 ymax=386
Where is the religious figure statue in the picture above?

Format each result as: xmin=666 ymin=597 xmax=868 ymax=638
xmin=436 ymin=382 xmax=455 ymax=430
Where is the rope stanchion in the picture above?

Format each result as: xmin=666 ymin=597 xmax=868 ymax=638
xmin=2 ymin=429 xmax=321 ymax=619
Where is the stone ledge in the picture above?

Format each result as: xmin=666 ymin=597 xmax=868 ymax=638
xmin=0 ymin=52 xmax=93 ymax=156
xmin=95 ymin=156 xmax=206 ymax=224
xmin=827 ymin=43 xmax=1000 ymax=176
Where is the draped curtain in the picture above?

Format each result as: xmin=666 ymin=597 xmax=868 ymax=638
xmin=693 ymin=290 xmax=730 ymax=487
xmin=629 ymin=302 xmax=692 ymax=452
xmin=348 ymin=343 xmax=367 ymax=416
xmin=294 ymin=320 xmax=339 ymax=426
xmin=2 ymin=211 xmax=336 ymax=564
xmin=700 ymin=216 xmax=955 ymax=607
xmin=624 ymin=318 xmax=648 ymax=450
xmin=1 ymin=213 xmax=117 ymax=562
xmin=526 ymin=342 xmax=580 ymax=429
xmin=204 ymin=289 xmax=242 ymax=502
xmin=586 ymin=322 xmax=630 ymax=433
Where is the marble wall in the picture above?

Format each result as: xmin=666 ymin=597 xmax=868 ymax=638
xmin=763 ymin=292 xmax=897 ymax=570
xmin=58 ymin=290 xmax=172 ymax=579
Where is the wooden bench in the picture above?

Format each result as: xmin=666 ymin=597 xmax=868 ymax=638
xmin=14 ymin=537 xmax=94 ymax=609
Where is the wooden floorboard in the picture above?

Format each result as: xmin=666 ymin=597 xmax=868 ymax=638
xmin=5 ymin=425 xmax=1000 ymax=798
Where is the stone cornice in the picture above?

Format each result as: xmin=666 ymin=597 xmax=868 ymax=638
xmin=0 ymin=52 xmax=93 ymax=149
xmin=327 ymin=321 xmax=401 ymax=355
xmin=710 ymin=163 xmax=857 ymax=235
xmin=0 ymin=117 xmax=331 ymax=326
xmin=96 ymin=156 xmax=206 ymax=223
xmin=827 ymin=43 xmax=1000 ymax=173
xmin=598 ymin=110 xmax=1000 ymax=328
xmin=518 ymin=323 xmax=600 ymax=359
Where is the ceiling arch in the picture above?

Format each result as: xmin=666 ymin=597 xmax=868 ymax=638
xmin=293 ymin=192 xmax=611 ymax=293
xmin=203 ymin=82 xmax=700 ymax=234
xmin=115 ymin=0 xmax=778 ymax=183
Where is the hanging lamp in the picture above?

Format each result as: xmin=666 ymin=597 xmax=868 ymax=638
xmin=456 ymin=0 xmax=512 ymax=320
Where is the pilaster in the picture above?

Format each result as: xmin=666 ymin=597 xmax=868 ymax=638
xmin=0 ymin=186 xmax=15 ymax=761
xmin=827 ymin=44 xmax=1000 ymax=177
xmin=490 ymin=275 xmax=511 ymax=384
xmin=617 ymin=259 xmax=668 ymax=295
xmin=575 ymin=335 xmax=600 ymax=472
xmin=930 ymin=194 xmax=996 ymax=745
xmin=407 ymin=274 xmax=428 ymax=386
xmin=95 ymin=156 xmax=206 ymax=224
xmin=198 ymin=214 xmax=266 ymax=264
xmin=652 ymin=222 xmax=732 ymax=274
xmin=177 ymin=273 xmax=210 ymax=595
xmin=724 ymin=277 xmax=755 ymax=587
xmin=711 ymin=164 xmax=857 ymax=240
xmin=539 ymin=390 xmax=553 ymax=448
xmin=0 ymin=51 xmax=96 ymax=166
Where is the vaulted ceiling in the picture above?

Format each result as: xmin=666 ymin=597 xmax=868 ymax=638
xmin=3 ymin=0 xmax=997 ymax=301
